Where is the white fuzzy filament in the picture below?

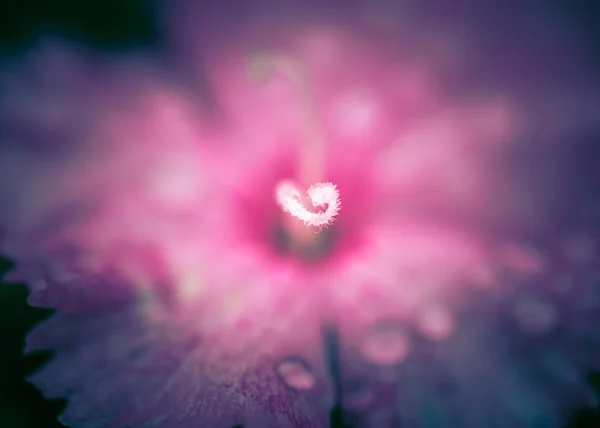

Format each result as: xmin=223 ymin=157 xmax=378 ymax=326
xmin=275 ymin=180 xmax=341 ymax=228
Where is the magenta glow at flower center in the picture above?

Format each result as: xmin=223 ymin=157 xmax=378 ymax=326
xmin=1 ymin=3 xmax=600 ymax=428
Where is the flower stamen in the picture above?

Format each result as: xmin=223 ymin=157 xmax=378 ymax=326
xmin=275 ymin=180 xmax=341 ymax=228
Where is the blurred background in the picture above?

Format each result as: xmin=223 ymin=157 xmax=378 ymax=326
xmin=0 ymin=1 xmax=158 ymax=427
xmin=0 ymin=1 xmax=600 ymax=427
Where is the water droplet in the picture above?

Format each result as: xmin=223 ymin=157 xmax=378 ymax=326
xmin=342 ymin=379 xmax=376 ymax=410
xmin=362 ymin=322 xmax=410 ymax=366
xmin=276 ymin=358 xmax=315 ymax=390
xmin=513 ymin=297 xmax=557 ymax=334
xmin=417 ymin=305 xmax=454 ymax=341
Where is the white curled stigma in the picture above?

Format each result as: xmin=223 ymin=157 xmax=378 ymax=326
xmin=275 ymin=180 xmax=341 ymax=228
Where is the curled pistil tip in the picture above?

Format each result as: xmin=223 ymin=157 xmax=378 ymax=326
xmin=275 ymin=180 xmax=341 ymax=228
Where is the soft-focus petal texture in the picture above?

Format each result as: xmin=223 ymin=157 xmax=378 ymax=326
xmin=1 ymin=1 xmax=600 ymax=427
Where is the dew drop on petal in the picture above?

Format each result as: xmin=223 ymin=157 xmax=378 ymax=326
xmin=362 ymin=322 xmax=410 ymax=366
xmin=512 ymin=296 xmax=558 ymax=334
xmin=417 ymin=304 xmax=455 ymax=341
xmin=276 ymin=357 xmax=316 ymax=390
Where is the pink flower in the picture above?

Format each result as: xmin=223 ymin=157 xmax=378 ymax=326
xmin=1 ymin=2 xmax=600 ymax=427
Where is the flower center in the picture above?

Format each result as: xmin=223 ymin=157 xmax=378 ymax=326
xmin=232 ymin=146 xmax=369 ymax=267
xmin=272 ymin=217 xmax=339 ymax=262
